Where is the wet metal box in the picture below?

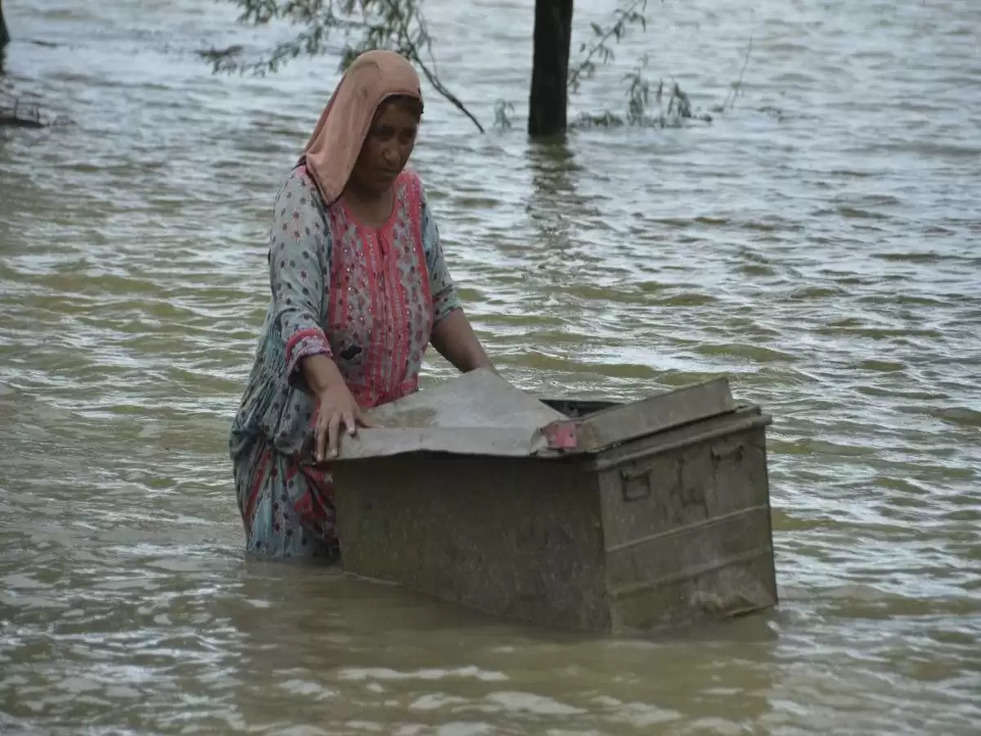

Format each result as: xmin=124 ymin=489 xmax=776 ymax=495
xmin=331 ymin=370 xmax=776 ymax=633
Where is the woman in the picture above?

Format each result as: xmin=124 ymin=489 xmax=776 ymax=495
xmin=230 ymin=50 xmax=492 ymax=560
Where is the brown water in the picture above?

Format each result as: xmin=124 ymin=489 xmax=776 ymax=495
xmin=1 ymin=0 xmax=979 ymax=733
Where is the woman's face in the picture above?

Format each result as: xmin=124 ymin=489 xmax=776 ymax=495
xmin=348 ymin=99 xmax=419 ymax=197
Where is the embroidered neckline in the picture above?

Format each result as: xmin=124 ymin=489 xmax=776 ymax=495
xmin=337 ymin=172 xmax=406 ymax=233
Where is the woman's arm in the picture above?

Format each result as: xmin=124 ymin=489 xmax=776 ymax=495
xmin=419 ymin=186 xmax=494 ymax=374
xmin=301 ymin=353 xmax=374 ymax=461
xmin=430 ymin=309 xmax=493 ymax=373
xmin=268 ymin=168 xmax=332 ymax=383
xmin=269 ymin=167 xmax=369 ymax=459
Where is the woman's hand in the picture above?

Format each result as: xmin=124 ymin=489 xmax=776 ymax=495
xmin=301 ymin=353 xmax=377 ymax=462
xmin=313 ymin=382 xmax=376 ymax=462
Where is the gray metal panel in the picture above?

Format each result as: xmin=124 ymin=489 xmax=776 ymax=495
xmin=610 ymin=552 xmax=777 ymax=632
xmin=335 ymin=369 xmax=565 ymax=460
xmin=581 ymin=376 xmax=735 ymax=449
xmin=596 ymin=410 xmax=777 ymax=631
xmin=365 ymin=368 xmax=564 ymax=428
xmin=333 ymin=455 xmax=611 ymax=631
xmin=604 ymin=505 xmax=773 ymax=593
xmin=337 ymin=427 xmax=547 ymax=459
xmin=335 ymin=371 xmax=739 ymax=461
xmin=541 ymin=377 xmax=736 ymax=454
xmin=597 ymin=414 xmax=772 ymax=558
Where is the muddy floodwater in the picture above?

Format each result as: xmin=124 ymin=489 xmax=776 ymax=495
xmin=1 ymin=0 xmax=979 ymax=733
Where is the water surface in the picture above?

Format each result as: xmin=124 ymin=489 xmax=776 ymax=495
xmin=1 ymin=0 xmax=979 ymax=733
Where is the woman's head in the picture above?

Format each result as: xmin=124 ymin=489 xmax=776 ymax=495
xmin=346 ymin=94 xmax=423 ymax=198
xmin=301 ymin=51 xmax=423 ymax=204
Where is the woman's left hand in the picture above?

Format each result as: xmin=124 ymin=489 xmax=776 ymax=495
xmin=430 ymin=309 xmax=494 ymax=374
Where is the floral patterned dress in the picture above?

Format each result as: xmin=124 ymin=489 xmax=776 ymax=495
xmin=229 ymin=164 xmax=460 ymax=559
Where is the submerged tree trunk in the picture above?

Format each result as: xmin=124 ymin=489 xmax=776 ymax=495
xmin=1 ymin=1 xmax=9 ymax=49
xmin=528 ymin=0 xmax=573 ymax=137
xmin=1 ymin=2 xmax=9 ymax=49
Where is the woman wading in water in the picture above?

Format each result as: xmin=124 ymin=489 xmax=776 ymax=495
xmin=230 ymin=50 xmax=492 ymax=560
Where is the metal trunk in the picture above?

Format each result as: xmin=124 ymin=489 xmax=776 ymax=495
xmin=330 ymin=370 xmax=777 ymax=633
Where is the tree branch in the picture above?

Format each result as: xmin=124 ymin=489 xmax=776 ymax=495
xmin=388 ymin=4 xmax=484 ymax=132
xmin=568 ymin=0 xmax=648 ymax=91
xmin=215 ymin=0 xmax=484 ymax=132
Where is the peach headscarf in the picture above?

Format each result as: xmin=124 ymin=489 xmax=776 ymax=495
xmin=302 ymin=50 xmax=422 ymax=206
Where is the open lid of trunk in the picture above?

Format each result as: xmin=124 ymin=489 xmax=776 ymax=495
xmin=331 ymin=369 xmax=735 ymax=460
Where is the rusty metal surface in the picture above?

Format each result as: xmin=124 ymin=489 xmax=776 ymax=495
xmin=332 ymin=374 xmax=778 ymax=633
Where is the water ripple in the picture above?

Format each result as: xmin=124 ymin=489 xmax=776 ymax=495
xmin=2 ymin=0 xmax=980 ymax=733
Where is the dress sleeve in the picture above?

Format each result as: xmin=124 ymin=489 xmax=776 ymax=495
xmin=420 ymin=192 xmax=462 ymax=326
xmin=267 ymin=168 xmax=333 ymax=382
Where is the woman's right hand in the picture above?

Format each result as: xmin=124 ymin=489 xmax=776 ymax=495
xmin=313 ymin=382 xmax=376 ymax=462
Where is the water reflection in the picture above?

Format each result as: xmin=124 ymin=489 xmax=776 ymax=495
xmin=526 ymin=136 xmax=582 ymax=254
xmin=227 ymin=565 xmax=783 ymax=732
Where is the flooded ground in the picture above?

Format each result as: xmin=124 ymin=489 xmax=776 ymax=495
xmin=1 ymin=0 xmax=979 ymax=733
